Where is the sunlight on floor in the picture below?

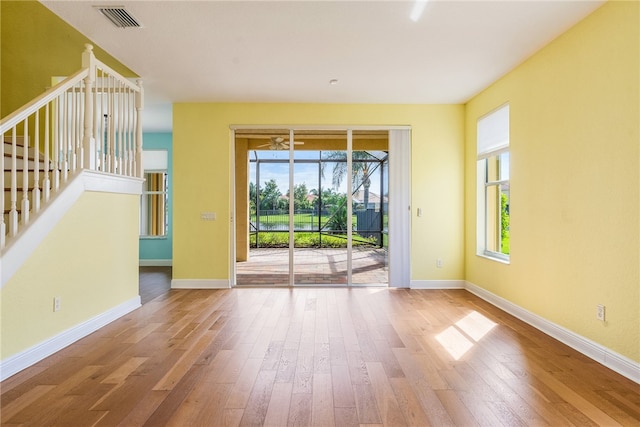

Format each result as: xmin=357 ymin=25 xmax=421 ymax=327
xmin=436 ymin=310 xmax=497 ymax=360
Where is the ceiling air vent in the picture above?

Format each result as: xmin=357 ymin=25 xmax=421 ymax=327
xmin=95 ymin=6 xmax=141 ymax=28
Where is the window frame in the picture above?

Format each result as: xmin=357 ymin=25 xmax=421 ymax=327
xmin=476 ymin=104 xmax=510 ymax=263
xmin=140 ymin=150 xmax=169 ymax=239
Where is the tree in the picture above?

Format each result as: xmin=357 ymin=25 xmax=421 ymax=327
xmin=287 ymin=183 xmax=312 ymax=210
xmin=260 ymin=179 xmax=282 ymax=210
xmin=322 ymin=151 xmax=376 ymax=209
xmin=326 ymin=195 xmax=348 ymax=231
xmin=501 ymin=192 xmax=510 ymax=252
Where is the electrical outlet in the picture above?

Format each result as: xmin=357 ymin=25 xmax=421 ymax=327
xmin=53 ymin=296 xmax=61 ymax=312
xmin=436 ymin=258 xmax=443 ymax=268
xmin=596 ymin=304 xmax=605 ymax=321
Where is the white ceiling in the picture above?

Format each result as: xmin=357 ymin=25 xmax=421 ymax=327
xmin=41 ymin=0 xmax=605 ymax=132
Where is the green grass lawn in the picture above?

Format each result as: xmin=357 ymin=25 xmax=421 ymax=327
xmin=251 ymin=213 xmax=356 ymax=229
xmin=250 ymin=232 xmax=378 ymax=248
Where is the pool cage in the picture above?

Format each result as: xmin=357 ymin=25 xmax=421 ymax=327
xmin=249 ymin=150 xmax=389 ymax=249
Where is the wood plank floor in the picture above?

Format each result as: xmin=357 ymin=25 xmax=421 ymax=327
xmin=2 ymin=279 xmax=639 ymax=426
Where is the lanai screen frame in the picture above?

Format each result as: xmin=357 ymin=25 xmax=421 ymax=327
xmin=249 ymin=149 xmax=388 ymax=249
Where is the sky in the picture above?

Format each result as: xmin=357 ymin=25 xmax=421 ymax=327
xmin=249 ymin=150 xmax=385 ymax=197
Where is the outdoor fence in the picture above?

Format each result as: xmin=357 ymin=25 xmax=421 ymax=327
xmin=250 ymin=208 xmax=387 ymax=248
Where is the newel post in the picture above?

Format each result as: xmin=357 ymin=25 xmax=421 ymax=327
xmin=82 ymin=44 xmax=96 ymax=170
xmin=135 ymin=79 xmax=144 ymax=178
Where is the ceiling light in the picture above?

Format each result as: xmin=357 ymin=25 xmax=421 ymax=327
xmin=410 ymin=0 xmax=429 ymax=22
xmin=329 ymin=79 xmax=338 ymax=85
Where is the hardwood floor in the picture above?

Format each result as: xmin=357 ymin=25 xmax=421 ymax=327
xmin=138 ymin=266 xmax=172 ymax=305
xmin=2 ymin=284 xmax=639 ymax=426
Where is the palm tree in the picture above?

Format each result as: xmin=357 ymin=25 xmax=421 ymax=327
xmin=322 ymin=151 xmax=375 ymax=209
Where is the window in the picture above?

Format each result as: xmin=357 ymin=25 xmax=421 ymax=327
xmin=140 ymin=150 xmax=168 ymax=237
xmin=477 ymin=104 xmax=510 ymax=261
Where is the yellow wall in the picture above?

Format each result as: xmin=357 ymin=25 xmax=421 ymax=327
xmin=0 ymin=191 xmax=140 ymax=359
xmin=0 ymin=0 xmax=137 ymax=118
xmin=464 ymin=1 xmax=639 ymax=361
xmin=173 ymin=104 xmax=465 ymax=283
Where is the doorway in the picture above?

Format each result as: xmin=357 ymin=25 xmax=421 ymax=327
xmin=233 ymin=127 xmax=409 ymax=287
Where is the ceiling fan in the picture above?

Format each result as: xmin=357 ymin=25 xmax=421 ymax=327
xmin=257 ymin=136 xmax=305 ymax=150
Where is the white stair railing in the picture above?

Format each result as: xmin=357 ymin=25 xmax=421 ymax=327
xmin=0 ymin=44 xmax=143 ymax=250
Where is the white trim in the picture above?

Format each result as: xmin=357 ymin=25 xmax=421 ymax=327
xmin=465 ymin=281 xmax=640 ymax=385
xmin=2 ymin=174 xmax=84 ymax=286
xmin=388 ymin=129 xmax=411 ymax=288
xmin=410 ymin=280 xmax=465 ymax=289
xmin=346 ymin=130 xmax=353 ymax=285
xmin=230 ymin=125 xmax=411 ymax=288
xmin=171 ymin=279 xmax=230 ymax=289
xmin=230 ymin=124 xmax=412 ymax=131
xmin=230 ymin=129 xmax=237 ymax=287
xmin=288 ymin=130 xmax=295 ymax=287
xmin=139 ymin=259 xmax=172 ymax=267
xmin=83 ymin=170 xmax=144 ymax=194
xmin=1 ymin=171 xmax=144 ymax=287
xmin=0 ymin=296 xmax=141 ymax=381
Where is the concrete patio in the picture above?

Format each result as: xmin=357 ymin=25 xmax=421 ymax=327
xmin=236 ymin=247 xmax=388 ymax=286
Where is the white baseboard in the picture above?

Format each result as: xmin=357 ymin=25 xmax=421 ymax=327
xmin=139 ymin=259 xmax=172 ymax=267
xmin=0 ymin=296 xmax=141 ymax=381
xmin=465 ymin=281 xmax=640 ymax=385
xmin=171 ymin=279 xmax=230 ymax=289
xmin=411 ymin=280 xmax=465 ymax=289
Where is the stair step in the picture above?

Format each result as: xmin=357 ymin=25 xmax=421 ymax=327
xmin=3 ymin=171 xmax=43 ymax=186
xmin=3 ymin=156 xmax=53 ymax=172
xmin=3 ymin=135 xmax=25 ymax=146
xmin=3 ymin=138 xmax=34 ymax=160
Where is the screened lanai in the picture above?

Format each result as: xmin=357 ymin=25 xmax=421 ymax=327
xmin=234 ymin=129 xmax=389 ymax=286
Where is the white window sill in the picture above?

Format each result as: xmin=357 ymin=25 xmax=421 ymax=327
xmin=477 ymin=252 xmax=510 ymax=265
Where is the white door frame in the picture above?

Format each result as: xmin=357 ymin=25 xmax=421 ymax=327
xmin=230 ymin=125 xmax=411 ymax=287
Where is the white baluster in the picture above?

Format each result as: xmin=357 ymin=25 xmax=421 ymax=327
xmin=100 ymin=71 xmax=106 ymax=172
xmin=135 ymin=80 xmax=144 ymax=177
xmin=126 ymin=87 xmax=132 ymax=176
xmin=21 ymin=118 xmax=30 ymax=225
xmin=124 ymin=87 xmax=129 ymax=176
xmin=1 ymin=131 xmax=5 ymax=249
xmin=109 ymin=77 xmax=116 ymax=174
xmin=43 ymin=103 xmax=51 ymax=202
xmin=82 ymin=44 xmax=95 ymax=170
xmin=62 ymin=91 xmax=69 ymax=182
xmin=9 ymin=127 xmax=18 ymax=237
xmin=130 ymin=88 xmax=135 ymax=176
xmin=33 ymin=111 xmax=41 ymax=213
xmin=53 ymin=97 xmax=60 ymax=191
xmin=118 ymin=80 xmax=124 ymax=175
xmin=70 ymin=84 xmax=77 ymax=172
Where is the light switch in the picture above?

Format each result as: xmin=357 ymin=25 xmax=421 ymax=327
xmin=201 ymin=212 xmax=216 ymax=221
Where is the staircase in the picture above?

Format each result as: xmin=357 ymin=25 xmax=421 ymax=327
xmin=3 ymin=136 xmax=51 ymax=235
xmin=1 ymin=44 xmax=144 ymax=283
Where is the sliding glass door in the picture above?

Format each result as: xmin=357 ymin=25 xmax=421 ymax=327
xmin=235 ymin=128 xmax=399 ymax=287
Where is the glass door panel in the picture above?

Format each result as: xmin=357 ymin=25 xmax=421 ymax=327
xmin=236 ymin=131 xmax=291 ymax=285
xmin=351 ymin=135 xmax=389 ymax=285
xmin=294 ymin=132 xmax=348 ymax=285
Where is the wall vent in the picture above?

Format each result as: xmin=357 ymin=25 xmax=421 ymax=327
xmin=95 ymin=6 xmax=141 ymax=28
